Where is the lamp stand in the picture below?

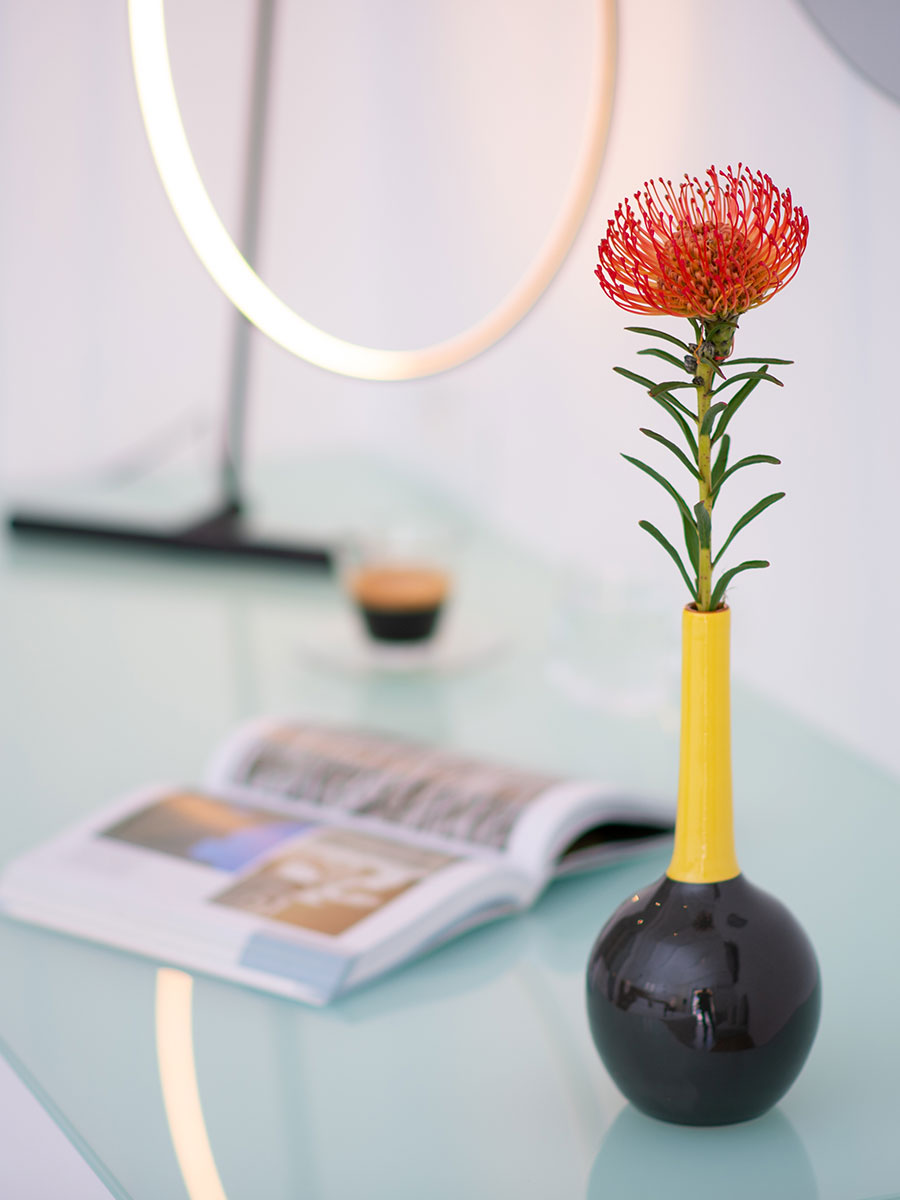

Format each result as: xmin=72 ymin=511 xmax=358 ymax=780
xmin=7 ymin=0 xmax=331 ymax=569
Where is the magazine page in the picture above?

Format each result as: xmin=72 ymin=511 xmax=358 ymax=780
xmin=0 ymin=785 xmax=526 ymax=1005
xmin=207 ymin=718 xmax=568 ymax=864
xmin=207 ymin=718 xmax=672 ymax=884
xmin=503 ymin=781 xmax=673 ymax=881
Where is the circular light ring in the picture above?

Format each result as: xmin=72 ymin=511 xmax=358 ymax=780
xmin=129 ymin=0 xmax=617 ymax=381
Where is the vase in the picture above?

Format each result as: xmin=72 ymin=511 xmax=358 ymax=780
xmin=585 ymin=605 xmax=821 ymax=1125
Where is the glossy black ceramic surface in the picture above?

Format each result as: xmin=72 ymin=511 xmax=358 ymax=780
xmin=586 ymin=874 xmax=821 ymax=1125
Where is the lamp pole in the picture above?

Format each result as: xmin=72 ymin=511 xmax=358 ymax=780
xmin=221 ymin=0 xmax=277 ymax=514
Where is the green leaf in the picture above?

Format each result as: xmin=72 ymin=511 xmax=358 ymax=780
xmin=639 ymin=428 xmax=701 ymax=479
xmin=711 ymin=454 xmax=781 ymax=497
xmin=613 ymin=367 xmax=698 ymax=458
xmin=649 ymin=379 xmax=696 ymax=396
xmin=694 ymin=501 xmax=711 ymax=551
xmin=646 ymin=380 xmax=698 ymax=420
xmin=653 ymin=389 xmax=697 ymax=421
xmin=711 ymin=368 xmax=769 ymax=444
xmin=662 ymin=401 xmax=699 ymax=461
xmin=613 ymin=366 xmax=658 ymax=391
xmin=621 ymin=455 xmax=696 ymax=526
xmin=688 ymin=318 xmax=702 ymax=342
xmin=713 ymin=492 xmax=786 ymax=565
xmin=638 ymin=521 xmax=698 ymax=600
xmin=710 ymin=560 xmax=770 ymax=610
xmin=625 ymin=326 xmax=691 ymax=352
xmin=726 ymin=357 xmax=794 ymax=366
xmin=712 ymin=369 xmax=783 ymax=396
xmin=700 ymin=402 xmax=729 ymax=439
xmin=653 ymin=397 xmax=699 ymax=460
xmin=615 ymin=366 xmax=695 ymax=421
xmin=711 ymin=434 xmax=731 ymax=491
xmin=637 ymin=347 xmax=692 ymax=373
xmin=681 ymin=510 xmax=700 ymax=573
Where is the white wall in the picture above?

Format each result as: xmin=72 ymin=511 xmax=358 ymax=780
xmin=2 ymin=0 xmax=899 ymax=778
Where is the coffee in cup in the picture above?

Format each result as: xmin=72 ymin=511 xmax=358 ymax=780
xmin=349 ymin=564 xmax=450 ymax=643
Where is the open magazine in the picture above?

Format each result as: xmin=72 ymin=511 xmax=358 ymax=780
xmin=0 ymin=718 xmax=672 ymax=1005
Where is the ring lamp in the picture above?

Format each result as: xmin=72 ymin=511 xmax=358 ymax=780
xmin=8 ymin=3 xmax=617 ymax=561
xmin=128 ymin=0 xmax=617 ymax=381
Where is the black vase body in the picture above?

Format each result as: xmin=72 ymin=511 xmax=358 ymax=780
xmin=585 ymin=607 xmax=821 ymax=1125
xmin=586 ymin=873 xmax=820 ymax=1125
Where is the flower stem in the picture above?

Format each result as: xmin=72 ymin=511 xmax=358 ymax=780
xmin=695 ymin=357 xmax=715 ymax=610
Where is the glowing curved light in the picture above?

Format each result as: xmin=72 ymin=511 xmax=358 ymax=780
xmin=155 ymin=969 xmax=229 ymax=1200
xmin=128 ymin=0 xmax=617 ymax=381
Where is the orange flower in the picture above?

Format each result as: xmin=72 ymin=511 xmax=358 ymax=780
xmin=595 ymin=165 xmax=808 ymax=320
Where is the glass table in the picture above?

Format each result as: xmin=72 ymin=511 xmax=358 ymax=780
xmin=1 ymin=461 xmax=898 ymax=1200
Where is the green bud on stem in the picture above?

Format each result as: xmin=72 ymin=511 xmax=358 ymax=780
xmin=701 ymin=316 xmax=740 ymax=363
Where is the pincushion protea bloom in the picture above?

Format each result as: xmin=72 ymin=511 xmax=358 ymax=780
xmin=595 ymin=165 xmax=808 ymax=327
xmin=595 ymin=165 xmax=808 ymax=611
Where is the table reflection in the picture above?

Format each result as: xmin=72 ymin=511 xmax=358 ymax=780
xmin=587 ymin=1104 xmax=817 ymax=1200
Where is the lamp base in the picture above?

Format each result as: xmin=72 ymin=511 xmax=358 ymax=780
xmin=7 ymin=502 xmax=331 ymax=568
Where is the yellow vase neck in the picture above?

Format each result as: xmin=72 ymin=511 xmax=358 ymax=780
xmin=667 ymin=605 xmax=740 ymax=884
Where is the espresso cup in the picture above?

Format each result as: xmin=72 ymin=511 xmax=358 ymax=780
xmin=349 ymin=563 xmax=450 ymax=642
xmin=340 ymin=525 xmax=457 ymax=645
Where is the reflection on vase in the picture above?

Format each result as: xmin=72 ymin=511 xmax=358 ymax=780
xmin=587 ymin=1105 xmax=818 ymax=1200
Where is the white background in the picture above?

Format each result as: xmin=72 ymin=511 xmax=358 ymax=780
xmin=1 ymin=0 xmax=898 ymax=778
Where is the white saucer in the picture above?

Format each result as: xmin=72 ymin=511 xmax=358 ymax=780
xmin=297 ymin=613 xmax=507 ymax=675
